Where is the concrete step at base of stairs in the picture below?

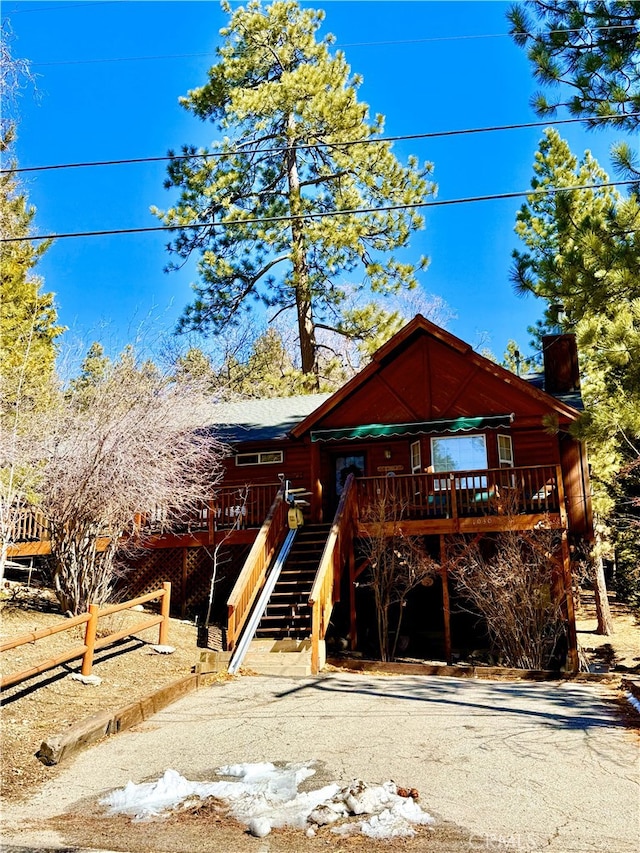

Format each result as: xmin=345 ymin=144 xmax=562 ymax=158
xmin=196 ymin=638 xmax=324 ymax=676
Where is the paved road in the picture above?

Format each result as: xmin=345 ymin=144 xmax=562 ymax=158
xmin=2 ymin=673 xmax=638 ymax=852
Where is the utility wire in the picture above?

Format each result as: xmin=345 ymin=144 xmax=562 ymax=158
xmin=1 ymin=180 xmax=634 ymax=245
xmin=4 ymin=113 xmax=639 ymax=175
xmin=28 ymin=23 xmax=639 ymax=65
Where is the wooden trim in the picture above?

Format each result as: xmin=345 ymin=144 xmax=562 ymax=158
xmin=290 ymin=315 xmax=581 ymax=439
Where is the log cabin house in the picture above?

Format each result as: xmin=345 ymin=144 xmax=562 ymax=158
xmin=9 ymin=316 xmax=593 ymax=672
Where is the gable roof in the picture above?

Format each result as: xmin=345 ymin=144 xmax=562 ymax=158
xmin=291 ymin=315 xmax=581 ymax=439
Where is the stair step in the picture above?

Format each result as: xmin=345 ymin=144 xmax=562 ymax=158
xmin=254 ymin=523 xmax=330 ymax=641
xmin=263 ymin=615 xmax=311 ymax=625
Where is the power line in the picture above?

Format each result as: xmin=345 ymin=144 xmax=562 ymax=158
xmin=6 ymin=1 xmax=120 ymax=14
xmin=1 ymin=180 xmax=634 ymax=245
xmin=4 ymin=112 xmax=638 ymax=176
xmin=27 ymin=23 xmax=639 ymax=65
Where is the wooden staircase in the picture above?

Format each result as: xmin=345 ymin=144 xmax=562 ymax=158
xmin=254 ymin=523 xmax=332 ymax=641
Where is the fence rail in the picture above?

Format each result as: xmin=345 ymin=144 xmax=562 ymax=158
xmin=7 ymin=484 xmax=280 ymax=551
xmin=140 ymin=483 xmax=281 ymax=536
xmin=0 ymin=582 xmax=171 ymax=690
xmin=6 ymin=506 xmax=50 ymax=543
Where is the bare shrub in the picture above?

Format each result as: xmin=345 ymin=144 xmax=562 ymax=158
xmin=359 ymin=489 xmax=438 ymax=661
xmin=38 ymin=349 xmax=226 ymax=615
xmin=446 ymin=529 xmax=568 ymax=670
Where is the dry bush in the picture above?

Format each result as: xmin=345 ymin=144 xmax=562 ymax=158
xmin=38 ymin=350 xmax=226 ymax=615
xmin=359 ymin=491 xmax=438 ymax=661
xmin=446 ymin=529 xmax=568 ymax=670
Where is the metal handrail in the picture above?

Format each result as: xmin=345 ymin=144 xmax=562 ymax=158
xmin=227 ymin=529 xmax=298 ymax=674
xmin=226 ymin=487 xmax=288 ymax=651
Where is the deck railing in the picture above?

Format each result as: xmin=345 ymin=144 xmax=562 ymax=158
xmin=6 ymin=484 xmax=281 ymax=550
xmin=357 ymin=465 xmax=561 ymax=522
xmin=5 ymin=505 xmax=50 ymax=543
xmin=143 ymin=483 xmax=280 ymax=535
xmin=309 ymin=474 xmax=358 ymax=673
xmin=226 ymin=486 xmax=288 ymax=652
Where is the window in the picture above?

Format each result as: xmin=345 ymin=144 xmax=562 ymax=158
xmin=236 ymin=450 xmax=283 ymax=466
xmin=410 ymin=440 xmax=421 ymax=474
xmin=431 ymin=435 xmax=487 ymax=472
xmin=497 ymin=434 xmax=514 ymax=467
xmin=431 ymin=434 xmax=488 ymax=489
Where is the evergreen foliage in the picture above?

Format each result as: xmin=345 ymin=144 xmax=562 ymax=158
xmin=153 ymin=0 xmax=434 ymax=387
xmin=513 ymin=129 xmax=640 ymax=600
xmin=508 ymin=1 xmax=640 ymax=131
xmin=0 ymin=136 xmax=62 ymax=414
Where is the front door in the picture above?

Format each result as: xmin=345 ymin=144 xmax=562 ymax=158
xmin=333 ymin=453 xmax=365 ymax=509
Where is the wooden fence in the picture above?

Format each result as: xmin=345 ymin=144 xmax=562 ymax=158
xmin=0 ymin=582 xmax=171 ymax=690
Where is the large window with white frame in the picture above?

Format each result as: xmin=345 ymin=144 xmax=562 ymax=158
xmin=431 ymin=434 xmax=488 ymax=489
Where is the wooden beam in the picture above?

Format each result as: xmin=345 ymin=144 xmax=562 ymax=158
xmin=357 ymin=513 xmax=563 ymax=539
xmin=440 ymin=535 xmax=452 ymax=666
xmin=181 ymin=549 xmax=188 ymax=620
xmin=349 ymin=554 xmax=358 ymax=652
xmin=145 ymin=529 xmax=257 ymax=549
xmin=310 ymin=440 xmax=323 ymax=523
xmin=561 ymin=532 xmax=579 ymax=673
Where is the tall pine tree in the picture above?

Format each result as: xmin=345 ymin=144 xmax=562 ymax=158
xmin=513 ymin=129 xmax=640 ymax=609
xmin=153 ymin=0 xmax=434 ymax=388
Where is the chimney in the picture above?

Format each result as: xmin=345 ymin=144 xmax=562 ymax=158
xmin=542 ymin=334 xmax=580 ymax=394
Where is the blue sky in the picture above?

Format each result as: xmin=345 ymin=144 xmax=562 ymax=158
xmin=3 ymin=0 xmax=626 ymax=366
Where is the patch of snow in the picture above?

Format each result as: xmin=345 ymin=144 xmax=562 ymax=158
xmin=99 ymin=761 xmax=434 ymax=839
xmin=625 ymin=692 xmax=640 ymax=714
xmin=150 ymin=645 xmax=176 ymax=655
xmin=248 ymin=817 xmax=271 ymax=837
xmin=70 ymin=673 xmax=102 ymax=686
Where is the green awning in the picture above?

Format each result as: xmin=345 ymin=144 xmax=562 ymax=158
xmin=310 ymin=414 xmax=514 ymax=442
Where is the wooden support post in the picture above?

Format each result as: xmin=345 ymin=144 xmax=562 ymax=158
xmin=440 ymin=535 xmax=452 ymax=666
xmin=310 ymin=441 xmax=322 ymax=523
xmin=349 ymin=553 xmax=358 ymax=652
xmin=560 ymin=533 xmax=579 ymax=673
xmin=449 ymin=476 xmax=459 ymax=533
xmin=159 ymin=581 xmax=171 ymax=646
xmin=81 ymin=604 xmax=99 ymax=676
xmin=208 ymin=499 xmax=215 ymax=545
xmin=181 ymin=548 xmax=188 ymax=620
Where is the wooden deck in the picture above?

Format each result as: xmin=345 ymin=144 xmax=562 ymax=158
xmin=6 ymin=466 xmax=565 ymax=559
xmin=355 ymin=465 xmax=565 ymax=536
xmin=6 ymin=483 xmax=280 ymax=558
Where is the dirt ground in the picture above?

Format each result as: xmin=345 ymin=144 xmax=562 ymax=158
xmin=1 ymin=580 xmax=639 ymax=813
xmin=0 ymin=582 xmax=204 ymax=803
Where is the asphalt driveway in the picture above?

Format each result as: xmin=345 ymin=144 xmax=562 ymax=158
xmin=2 ymin=673 xmax=638 ymax=852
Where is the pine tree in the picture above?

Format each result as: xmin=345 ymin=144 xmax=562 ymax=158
xmin=513 ymin=129 xmax=640 ymax=610
xmin=153 ymin=0 xmax=434 ymax=388
xmin=508 ymin=1 xmax=640 ymax=131
xmin=0 ymin=30 xmax=63 ymax=577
